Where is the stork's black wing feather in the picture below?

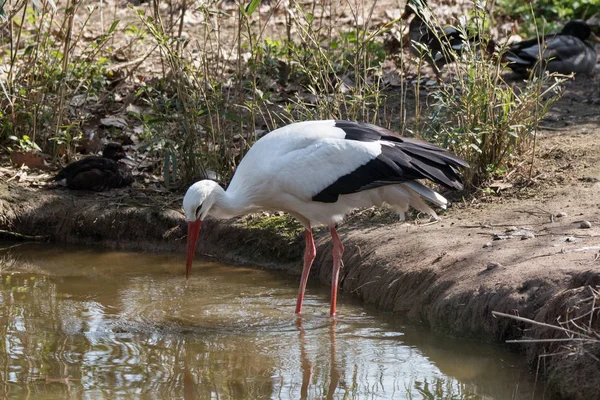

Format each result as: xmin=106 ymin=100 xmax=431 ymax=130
xmin=312 ymin=121 xmax=468 ymax=203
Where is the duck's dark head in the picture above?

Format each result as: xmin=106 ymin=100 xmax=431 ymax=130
xmin=401 ymin=0 xmax=429 ymax=48
xmin=102 ymin=143 xmax=129 ymax=161
xmin=561 ymin=20 xmax=600 ymax=43
xmin=401 ymin=2 xmax=414 ymax=20
xmin=401 ymin=0 xmax=428 ymax=20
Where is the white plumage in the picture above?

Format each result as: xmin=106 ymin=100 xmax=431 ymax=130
xmin=183 ymin=120 xmax=468 ymax=317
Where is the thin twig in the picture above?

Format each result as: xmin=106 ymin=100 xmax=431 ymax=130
xmin=0 ymin=242 xmax=28 ymax=252
xmin=492 ymin=311 xmax=589 ymax=338
xmin=418 ymin=219 xmax=440 ymax=227
xmin=0 ymin=230 xmax=48 ymax=241
xmin=506 ymin=338 xmax=597 ymax=344
xmin=106 ymin=44 xmax=159 ymax=72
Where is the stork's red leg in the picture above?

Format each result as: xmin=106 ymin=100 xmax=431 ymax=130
xmin=296 ymin=228 xmax=316 ymax=314
xmin=329 ymin=226 xmax=344 ymax=317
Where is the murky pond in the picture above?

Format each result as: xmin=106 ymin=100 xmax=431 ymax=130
xmin=0 ymin=242 xmax=548 ymax=399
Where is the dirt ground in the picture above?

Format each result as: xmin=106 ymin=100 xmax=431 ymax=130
xmin=2 ymin=0 xmax=600 ymax=398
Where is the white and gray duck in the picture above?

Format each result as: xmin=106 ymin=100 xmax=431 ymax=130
xmin=51 ymin=143 xmax=134 ymax=191
xmin=505 ymin=20 xmax=600 ymax=76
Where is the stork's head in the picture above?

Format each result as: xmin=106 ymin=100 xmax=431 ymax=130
xmin=182 ymin=180 xmax=220 ymax=279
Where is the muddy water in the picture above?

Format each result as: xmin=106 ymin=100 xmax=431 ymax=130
xmin=0 ymin=243 xmax=546 ymax=400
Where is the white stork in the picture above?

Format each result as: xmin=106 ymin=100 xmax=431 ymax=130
xmin=183 ymin=120 xmax=468 ymax=317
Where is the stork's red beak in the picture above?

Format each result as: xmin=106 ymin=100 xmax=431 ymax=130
xmin=186 ymin=219 xmax=202 ymax=279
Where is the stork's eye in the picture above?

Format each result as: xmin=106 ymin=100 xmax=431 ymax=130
xmin=195 ymin=204 xmax=202 ymax=218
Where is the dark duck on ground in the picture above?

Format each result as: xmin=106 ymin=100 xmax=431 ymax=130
xmin=401 ymin=0 xmax=479 ymax=81
xmin=51 ymin=143 xmax=134 ymax=191
xmin=505 ymin=20 xmax=600 ymax=76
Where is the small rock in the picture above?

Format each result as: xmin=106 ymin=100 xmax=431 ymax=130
xmin=505 ymin=226 xmax=518 ymax=232
xmin=133 ymin=125 xmax=144 ymax=135
xmin=580 ymin=221 xmax=592 ymax=229
xmin=555 ymin=211 xmax=567 ymax=218
xmin=489 ymin=181 xmax=513 ymax=190
xmin=70 ymin=94 xmax=87 ymax=107
xmin=521 ymin=232 xmax=535 ymax=240
xmin=492 ymin=234 xmax=510 ymax=241
xmin=385 ymin=9 xmax=401 ymax=20
xmin=483 ymin=242 xmax=493 ymax=248
xmin=100 ymin=117 xmax=128 ymax=130
xmin=125 ymin=104 xmax=152 ymax=115
xmin=543 ymin=115 xmax=560 ymax=122
xmin=486 ymin=262 xmax=502 ymax=271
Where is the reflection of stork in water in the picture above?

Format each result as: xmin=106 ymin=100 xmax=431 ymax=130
xmin=326 ymin=321 xmax=341 ymax=400
xmin=297 ymin=318 xmax=341 ymax=399
xmin=183 ymin=345 xmax=195 ymax=400
xmin=297 ymin=318 xmax=312 ymax=399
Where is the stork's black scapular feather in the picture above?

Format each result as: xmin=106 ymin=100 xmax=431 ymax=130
xmin=312 ymin=121 xmax=468 ymax=203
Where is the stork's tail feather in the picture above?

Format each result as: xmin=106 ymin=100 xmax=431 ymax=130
xmin=396 ymin=139 xmax=468 ymax=191
xmin=403 ymin=181 xmax=448 ymax=208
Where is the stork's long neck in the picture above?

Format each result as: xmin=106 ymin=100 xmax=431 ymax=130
xmin=210 ymin=185 xmax=256 ymax=219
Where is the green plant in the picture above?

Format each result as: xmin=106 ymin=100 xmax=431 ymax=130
xmin=136 ymin=7 xmax=237 ymax=188
xmin=1 ymin=1 xmax=119 ymax=158
xmin=495 ymin=0 xmax=600 ymax=36
xmin=7 ymin=134 xmax=42 ymax=153
xmin=49 ymin=125 xmax=83 ymax=160
xmin=135 ymin=0 xmax=398 ymax=188
xmin=414 ymin=0 xmax=567 ymax=187
xmin=278 ymin=1 xmax=391 ymax=123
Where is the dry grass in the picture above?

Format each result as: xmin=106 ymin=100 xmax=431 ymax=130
xmin=493 ymin=286 xmax=600 ymax=397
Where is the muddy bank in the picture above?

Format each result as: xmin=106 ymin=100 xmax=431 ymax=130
xmin=1 ymin=181 xmax=600 ymax=399
xmin=0 ymin=183 xmax=304 ymax=265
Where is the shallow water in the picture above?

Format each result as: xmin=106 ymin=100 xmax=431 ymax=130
xmin=0 ymin=242 xmax=548 ymax=399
